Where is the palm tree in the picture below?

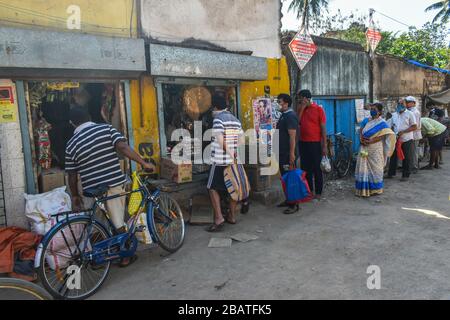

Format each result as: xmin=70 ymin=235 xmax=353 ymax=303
xmin=425 ymin=0 xmax=450 ymax=24
xmin=287 ymin=0 xmax=329 ymax=30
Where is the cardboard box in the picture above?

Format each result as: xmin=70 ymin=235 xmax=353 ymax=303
xmin=39 ymin=168 xmax=66 ymax=193
xmin=160 ymin=157 xmax=192 ymax=184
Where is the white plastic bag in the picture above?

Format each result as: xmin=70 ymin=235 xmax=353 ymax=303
xmin=24 ymin=187 xmax=83 ymax=270
xmin=321 ymin=156 xmax=332 ymax=173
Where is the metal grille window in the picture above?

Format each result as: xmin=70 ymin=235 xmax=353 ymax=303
xmin=0 ymin=143 xmax=6 ymax=227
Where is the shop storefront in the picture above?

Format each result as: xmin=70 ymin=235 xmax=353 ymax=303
xmin=0 ymin=26 xmax=146 ymax=224
xmin=24 ymin=80 xmax=134 ymax=193
xmin=147 ymin=44 xmax=268 ymax=180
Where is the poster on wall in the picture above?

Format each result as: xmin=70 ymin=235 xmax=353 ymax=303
xmin=253 ymin=98 xmax=273 ymax=137
xmin=253 ymin=98 xmax=274 ymax=158
xmin=0 ymin=86 xmax=18 ymax=123
xmin=355 ymin=99 xmax=369 ymax=123
xmin=271 ymin=99 xmax=282 ymax=128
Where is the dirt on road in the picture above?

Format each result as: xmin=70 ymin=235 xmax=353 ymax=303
xmin=94 ymin=150 xmax=450 ymax=300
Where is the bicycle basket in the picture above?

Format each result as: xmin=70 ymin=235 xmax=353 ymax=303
xmin=128 ymin=172 xmax=143 ymax=216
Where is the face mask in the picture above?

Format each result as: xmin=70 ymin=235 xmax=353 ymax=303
xmin=370 ymin=110 xmax=379 ymax=118
xmin=397 ymin=104 xmax=406 ymax=113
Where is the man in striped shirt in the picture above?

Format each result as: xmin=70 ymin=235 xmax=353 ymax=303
xmin=206 ymin=95 xmax=243 ymax=232
xmin=65 ymin=106 xmax=154 ymax=241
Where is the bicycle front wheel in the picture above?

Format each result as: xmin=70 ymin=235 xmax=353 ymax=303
xmin=0 ymin=278 xmax=53 ymax=300
xmin=37 ymin=218 xmax=111 ymax=300
xmin=151 ymin=193 xmax=185 ymax=253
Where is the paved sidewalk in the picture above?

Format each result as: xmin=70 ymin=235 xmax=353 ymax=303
xmin=94 ymin=150 xmax=450 ymax=300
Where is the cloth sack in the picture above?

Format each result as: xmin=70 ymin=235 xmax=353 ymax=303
xmin=0 ymin=227 xmax=42 ymax=281
xmin=24 ymin=187 xmax=83 ymax=270
xmin=223 ymin=164 xmax=251 ymax=202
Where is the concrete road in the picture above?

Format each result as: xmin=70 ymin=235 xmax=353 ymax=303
xmin=94 ymin=150 xmax=450 ymax=300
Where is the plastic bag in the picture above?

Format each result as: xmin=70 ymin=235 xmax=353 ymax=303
xmin=280 ymin=169 xmax=313 ymax=204
xmin=320 ymin=156 xmax=332 ymax=173
xmin=128 ymin=172 xmax=143 ymax=216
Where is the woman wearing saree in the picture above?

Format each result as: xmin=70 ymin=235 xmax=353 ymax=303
xmin=355 ymin=103 xmax=396 ymax=197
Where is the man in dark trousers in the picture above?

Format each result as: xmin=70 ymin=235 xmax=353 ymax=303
xmin=297 ymin=90 xmax=327 ymax=201
xmin=388 ymin=100 xmax=417 ymax=181
xmin=276 ymin=94 xmax=299 ymax=214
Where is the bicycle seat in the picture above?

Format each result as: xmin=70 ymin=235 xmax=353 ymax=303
xmin=83 ymin=185 xmax=109 ymax=198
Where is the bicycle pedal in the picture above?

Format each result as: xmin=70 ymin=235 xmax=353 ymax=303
xmin=135 ymin=226 xmax=146 ymax=232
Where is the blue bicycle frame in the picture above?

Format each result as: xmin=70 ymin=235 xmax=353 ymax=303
xmin=35 ymin=180 xmax=172 ymax=269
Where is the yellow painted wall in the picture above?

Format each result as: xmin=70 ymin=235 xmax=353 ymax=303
xmin=240 ymin=58 xmax=290 ymax=130
xmin=0 ymin=0 xmax=137 ymax=38
xmin=130 ymin=76 xmax=161 ymax=172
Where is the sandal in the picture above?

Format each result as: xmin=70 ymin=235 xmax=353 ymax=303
xmin=119 ymin=255 xmax=138 ymax=268
xmin=206 ymin=222 xmax=225 ymax=233
xmin=241 ymin=200 xmax=250 ymax=214
xmin=277 ymin=201 xmax=289 ymax=208
xmin=283 ymin=205 xmax=300 ymax=215
xmin=225 ymin=218 xmax=237 ymax=225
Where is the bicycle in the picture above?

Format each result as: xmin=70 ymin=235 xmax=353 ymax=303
xmin=0 ymin=277 xmax=53 ymax=300
xmin=325 ymin=133 xmax=353 ymax=180
xmin=35 ymin=171 xmax=185 ymax=300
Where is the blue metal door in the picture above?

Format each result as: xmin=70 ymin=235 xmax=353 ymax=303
xmin=314 ymin=99 xmax=335 ymax=135
xmin=312 ymin=98 xmax=361 ymax=154
xmin=336 ymin=99 xmax=359 ymax=153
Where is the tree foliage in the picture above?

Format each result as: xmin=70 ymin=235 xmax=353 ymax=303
xmin=285 ymin=0 xmax=329 ymax=29
xmin=425 ymin=0 xmax=450 ymax=24
xmin=315 ymin=11 xmax=450 ymax=69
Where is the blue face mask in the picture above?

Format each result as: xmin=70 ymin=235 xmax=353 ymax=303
xmin=397 ymin=104 xmax=406 ymax=113
xmin=370 ymin=110 xmax=378 ymax=118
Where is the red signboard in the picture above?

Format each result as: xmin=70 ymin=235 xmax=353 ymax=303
xmin=289 ymin=28 xmax=317 ymax=71
xmin=366 ymin=28 xmax=382 ymax=52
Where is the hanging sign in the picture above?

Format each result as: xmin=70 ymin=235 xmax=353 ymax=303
xmin=46 ymin=81 xmax=80 ymax=91
xmin=366 ymin=28 xmax=382 ymax=52
xmin=0 ymin=86 xmax=17 ymax=123
xmin=288 ymin=28 xmax=317 ymax=70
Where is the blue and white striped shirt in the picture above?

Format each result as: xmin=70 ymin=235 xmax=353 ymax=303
xmin=211 ymin=111 xmax=242 ymax=166
xmin=65 ymin=123 xmax=127 ymax=190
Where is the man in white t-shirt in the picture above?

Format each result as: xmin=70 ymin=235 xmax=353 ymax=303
xmin=388 ymin=100 xmax=418 ymax=181
xmin=405 ymin=96 xmax=422 ymax=173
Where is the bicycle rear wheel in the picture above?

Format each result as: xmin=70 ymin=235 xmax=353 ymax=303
xmin=335 ymin=143 xmax=352 ymax=178
xmin=151 ymin=193 xmax=185 ymax=253
xmin=0 ymin=278 xmax=53 ymax=300
xmin=38 ymin=218 xmax=111 ymax=300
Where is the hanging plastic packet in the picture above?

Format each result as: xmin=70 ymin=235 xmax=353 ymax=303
xmin=321 ymin=156 xmax=332 ymax=173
